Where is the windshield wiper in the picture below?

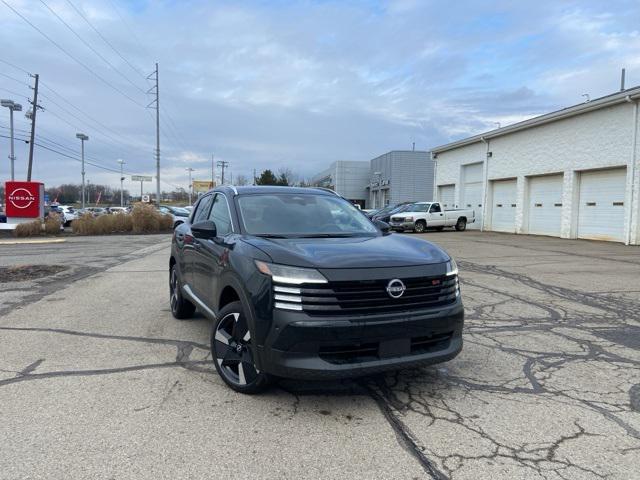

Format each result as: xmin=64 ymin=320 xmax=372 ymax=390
xmin=253 ymin=233 xmax=290 ymax=238
xmin=296 ymin=233 xmax=363 ymax=238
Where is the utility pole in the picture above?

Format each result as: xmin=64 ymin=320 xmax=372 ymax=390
xmin=117 ymin=159 xmax=125 ymax=206
xmin=147 ymin=63 xmax=160 ymax=205
xmin=76 ymin=133 xmax=89 ymax=209
xmin=1 ymin=99 xmax=22 ymax=181
xmin=211 ymin=153 xmax=215 ymax=186
xmin=217 ymin=160 xmax=229 ymax=185
xmin=27 ymin=73 xmax=41 ymax=181
xmin=186 ymin=167 xmax=194 ymax=204
xmin=253 ymin=168 xmax=256 ymax=185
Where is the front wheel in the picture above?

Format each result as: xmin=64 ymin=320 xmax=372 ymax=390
xmin=414 ymin=220 xmax=426 ymax=233
xmin=211 ymin=301 xmax=272 ymax=394
xmin=169 ymin=264 xmax=195 ymax=319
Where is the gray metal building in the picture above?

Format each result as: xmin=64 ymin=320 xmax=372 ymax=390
xmin=310 ymin=161 xmax=370 ymax=207
xmin=368 ymin=151 xmax=435 ymax=209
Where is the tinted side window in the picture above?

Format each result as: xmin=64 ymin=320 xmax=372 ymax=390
xmin=430 ymin=204 xmax=441 ymax=213
xmin=193 ymin=195 xmax=213 ymax=223
xmin=208 ymin=194 xmax=232 ymax=235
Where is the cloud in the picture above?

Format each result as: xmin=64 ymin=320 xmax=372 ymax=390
xmin=0 ymin=0 xmax=638 ymax=189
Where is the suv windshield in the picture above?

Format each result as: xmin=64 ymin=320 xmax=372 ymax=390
xmin=237 ymin=193 xmax=378 ymax=237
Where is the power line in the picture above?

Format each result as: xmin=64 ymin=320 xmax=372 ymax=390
xmin=0 ymin=57 xmax=30 ymax=75
xmin=105 ymin=0 xmax=154 ymax=66
xmin=0 ymin=55 xmax=146 ymax=152
xmin=38 ymin=0 xmax=147 ymax=95
xmin=1 ymin=0 xmax=146 ymax=108
xmin=65 ymin=0 xmax=149 ymax=82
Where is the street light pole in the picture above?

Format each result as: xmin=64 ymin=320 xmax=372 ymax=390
xmin=117 ymin=159 xmax=125 ymax=207
xmin=1 ymin=99 xmax=22 ymax=181
xmin=186 ymin=167 xmax=194 ymax=205
xmin=76 ymin=133 xmax=89 ymax=209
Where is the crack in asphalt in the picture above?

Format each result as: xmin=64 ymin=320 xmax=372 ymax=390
xmin=2 ymin=238 xmax=639 ymax=479
xmin=0 ymin=326 xmax=211 ymax=388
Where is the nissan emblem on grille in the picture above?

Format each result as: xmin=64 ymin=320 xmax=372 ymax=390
xmin=386 ymin=279 xmax=406 ymax=299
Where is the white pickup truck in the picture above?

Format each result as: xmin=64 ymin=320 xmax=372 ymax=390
xmin=388 ymin=202 xmax=475 ymax=233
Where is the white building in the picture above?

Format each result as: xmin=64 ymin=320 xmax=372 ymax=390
xmin=432 ymin=87 xmax=640 ymax=245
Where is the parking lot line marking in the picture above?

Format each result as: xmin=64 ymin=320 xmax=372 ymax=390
xmin=0 ymin=238 xmax=67 ymax=245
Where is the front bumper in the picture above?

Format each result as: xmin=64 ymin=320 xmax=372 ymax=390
xmin=256 ymin=299 xmax=464 ymax=379
xmin=389 ymin=221 xmax=414 ymax=231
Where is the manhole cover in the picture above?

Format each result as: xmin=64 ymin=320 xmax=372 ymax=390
xmin=0 ymin=265 xmax=68 ymax=283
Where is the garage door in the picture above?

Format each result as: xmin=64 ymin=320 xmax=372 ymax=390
xmin=438 ymin=185 xmax=455 ymax=209
xmin=528 ymin=175 xmax=563 ymax=236
xmin=462 ymin=163 xmax=483 ymax=230
xmin=491 ymin=179 xmax=517 ymax=233
xmin=578 ymin=168 xmax=627 ymax=242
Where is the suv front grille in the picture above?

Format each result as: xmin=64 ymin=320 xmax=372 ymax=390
xmin=274 ymin=274 xmax=458 ymax=316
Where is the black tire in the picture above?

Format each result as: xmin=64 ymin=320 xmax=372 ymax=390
xmin=414 ymin=220 xmax=426 ymax=233
xmin=211 ymin=301 xmax=272 ymax=394
xmin=169 ymin=264 xmax=195 ymax=319
xmin=455 ymin=218 xmax=467 ymax=231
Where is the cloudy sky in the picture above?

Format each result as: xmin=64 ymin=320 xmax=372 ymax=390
xmin=1 ymin=0 xmax=639 ymax=192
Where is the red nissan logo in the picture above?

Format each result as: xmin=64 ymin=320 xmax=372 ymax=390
xmin=8 ymin=187 xmax=36 ymax=209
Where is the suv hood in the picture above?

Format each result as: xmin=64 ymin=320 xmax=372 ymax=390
xmin=242 ymin=234 xmax=449 ymax=269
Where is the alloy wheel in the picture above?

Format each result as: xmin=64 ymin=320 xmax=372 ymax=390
xmin=169 ymin=268 xmax=179 ymax=313
xmin=213 ymin=312 xmax=259 ymax=386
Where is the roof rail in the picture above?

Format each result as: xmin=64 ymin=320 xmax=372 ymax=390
xmin=313 ymin=187 xmax=340 ymax=196
xmin=228 ymin=185 xmax=238 ymax=195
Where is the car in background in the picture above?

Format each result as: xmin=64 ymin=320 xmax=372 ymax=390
xmin=389 ymin=202 xmax=475 ymax=233
xmin=371 ymin=202 xmax=414 ymax=223
xmin=76 ymin=207 xmax=107 ymax=217
xmin=56 ymin=205 xmax=78 ymax=226
xmin=108 ymin=207 xmax=128 ymax=214
xmin=159 ymin=205 xmax=190 ymax=228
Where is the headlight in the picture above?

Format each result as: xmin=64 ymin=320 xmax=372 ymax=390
xmin=255 ymin=260 xmax=328 ymax=285
xmin=405 ymin=216 xmax=414 ymax=221
xmin=445 ymin=257 xmax=458 ymax=276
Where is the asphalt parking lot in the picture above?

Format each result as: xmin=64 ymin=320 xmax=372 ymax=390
xmin=1 ymin=231 xmax=639 ymax=479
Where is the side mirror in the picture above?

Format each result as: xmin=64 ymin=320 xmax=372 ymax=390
xmin=192 ymin=220 xmax=217 ymax=239
xmin=374 ymin=219 xmax=391 ymax=235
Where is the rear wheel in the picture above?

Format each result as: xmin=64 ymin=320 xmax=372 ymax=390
xmin=169 ymin=264 xmax=195 ymax=319
xmin=455 ymin=218 xmax=467 ymax=231
xmin=414 ymin=220 xmax=426 ymax=233
xmin=211 ymin=301 xmax=272 ymax=394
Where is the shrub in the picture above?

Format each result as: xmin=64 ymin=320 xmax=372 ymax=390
xmin=44 ymin=213 xmax=62 ymax=235
xmin=131 ymin=204 xmax=173 ymax=233
xmin=14 ymin=220 xmax=42 ymax=237
xmin=112 ymin=212 xmax=133 ymax=232
xmin=71 ymin=213 xmax=96 ymax=235
xmin=71 ymin=205 xmax=170 ymax=235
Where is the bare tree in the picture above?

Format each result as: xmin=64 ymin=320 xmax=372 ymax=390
xmin=235 ymin=174 xmax=249 ymax=186
xmin=277 ymin=167 xmax=297 ymax=186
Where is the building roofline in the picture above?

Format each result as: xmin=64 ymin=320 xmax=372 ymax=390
xmin=432 ymin=86 xmax=640 ymax=154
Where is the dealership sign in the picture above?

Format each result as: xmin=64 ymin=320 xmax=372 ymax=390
xmin=5 ymin=181 xmax=45 ymax=218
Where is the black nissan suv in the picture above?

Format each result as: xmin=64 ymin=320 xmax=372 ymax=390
xmin=169 ymin=186 xmax=463 ymax=393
